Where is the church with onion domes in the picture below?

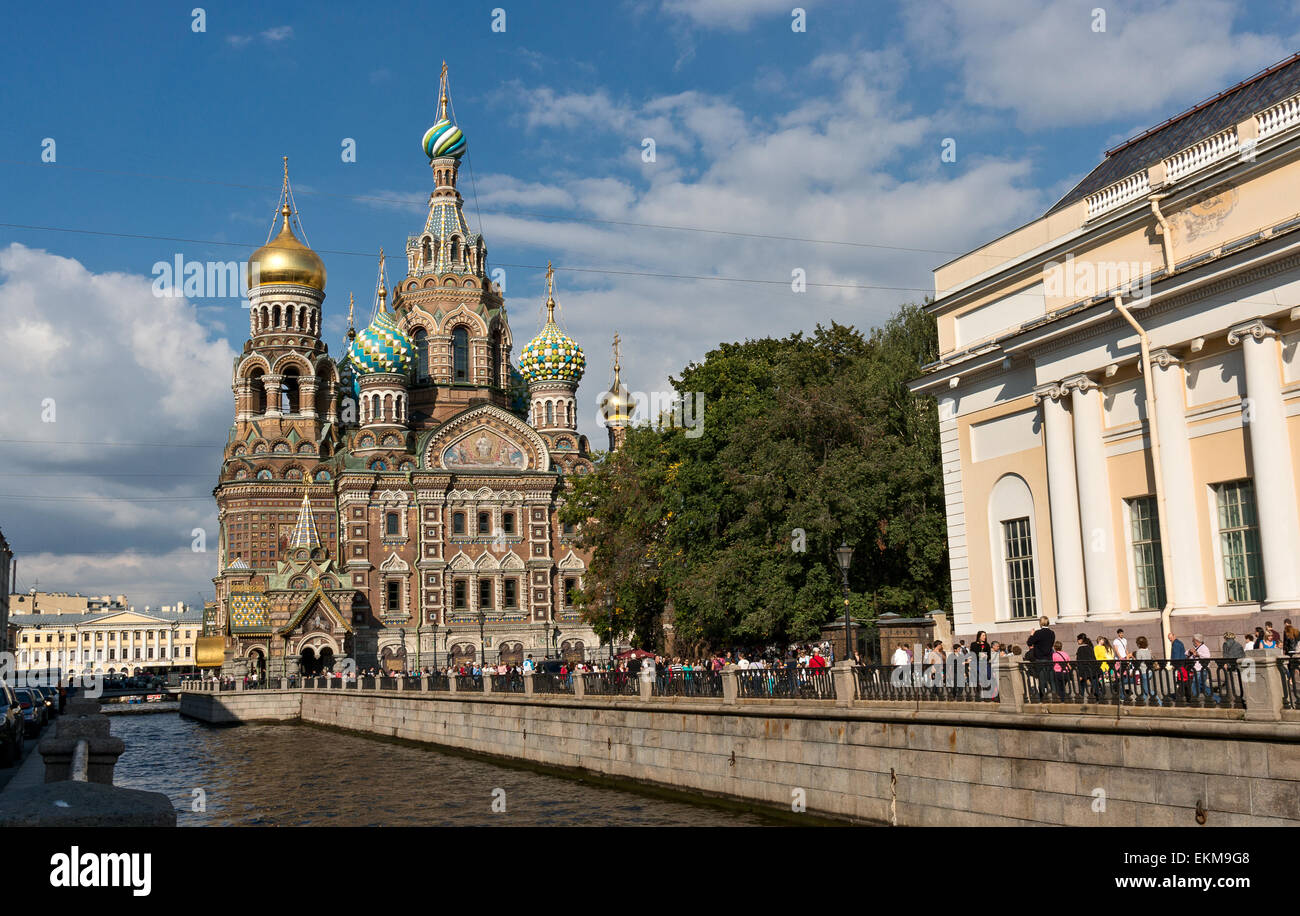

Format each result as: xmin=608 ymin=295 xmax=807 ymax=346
xmin=205 ymin=66 xmax=630 ymax=677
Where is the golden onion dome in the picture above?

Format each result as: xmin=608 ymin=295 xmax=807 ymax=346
xmin=603 ymin=379 xmax=634 ymax=427
xmin=248 ymin=206 xmax=326 ymax=292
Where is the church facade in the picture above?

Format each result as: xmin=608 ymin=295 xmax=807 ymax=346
xmin=207 ymin=71 xmax=616 ymax=676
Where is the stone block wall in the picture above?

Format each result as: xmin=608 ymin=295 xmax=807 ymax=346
xmin=180 ymin=688 xmax=1300 ymax=826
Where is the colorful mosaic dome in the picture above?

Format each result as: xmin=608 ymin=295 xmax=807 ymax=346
xmin=349 ymin=309 xmax=412 ymax=376
xmin=423 ymin=118 xmax=466 ymax=160
xmin=520 ymin=318 xmax=585 ymax=384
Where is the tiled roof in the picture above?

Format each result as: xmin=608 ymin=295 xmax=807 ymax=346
xmin=1048 ymin=53 xmax=1300 ymax=215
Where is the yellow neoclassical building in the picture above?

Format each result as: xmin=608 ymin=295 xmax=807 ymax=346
xmin=9 ymin=592 xmax=203 ymax=677
xmin=911 ymin=54 xmax=1300 ymax=651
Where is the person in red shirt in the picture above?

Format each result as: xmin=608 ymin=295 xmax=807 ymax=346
xmin=808 ymin=649 xmax=828 ymax=669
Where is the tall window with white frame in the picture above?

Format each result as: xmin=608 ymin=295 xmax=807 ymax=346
xmin=1002 ymin=517 xmax=1038 ymax=619
xmin=1215 ymin=479 xmax=1264 ymax=603
xmin=1127 ymin=496 xmax=1166 ymax=610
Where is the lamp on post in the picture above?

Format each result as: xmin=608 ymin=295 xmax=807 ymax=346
xmin=397 ymin=627 xmax=406 ymax=675
xmin=551 ymin=626 xmax=560 ymax=659
xmin=606 ymin=593 xmax=615 ymax=667
xmin=477 ymin=607 xmax=486 ymax=672
xmin=835 ymin=541 xmax=855 ymax=664
xmin=429 ymin=616 xmax=438 ymax=671
xmin=416 ymin=621 xmax=423 ymax=673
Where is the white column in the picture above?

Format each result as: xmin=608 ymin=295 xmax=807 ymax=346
xmin=1035 ymin=383 xmax=1087 ymax=621
xmin=1228 ymin=320 xmax=1300 ymax=611
xmin=1065 ymin=375 xmax=1121 ymax=617
xmin=129 ymin=630 xmax=135 ymax=670
xmin=167 ymin=628 xmax=175 ymax=664
xmin=1150 ymin=349 xmax=1206 ymax=611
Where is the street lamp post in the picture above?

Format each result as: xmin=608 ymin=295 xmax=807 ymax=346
xmin=398 ymin=628 xmax=406 ymax=675
xmin=416 ymin=622 xmax=422 ymax=673
xmin=477 ymin=608 xmax=486 ymax=672
xmin=429 ymin=618 xmax=438 ymax=671
xmin=836 ymin=541 xmax=855 ymax=664
xmin=606 ymin=594 xmax=615 ymax=668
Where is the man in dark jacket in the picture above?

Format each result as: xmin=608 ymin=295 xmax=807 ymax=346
xmin=1024 ymin=616 xmax=1055 ymax=696
xmin=1221 ymin=633 xmax=1245 ymax=659
xmin=1026 ymin=617 xmax=1055 ymax=661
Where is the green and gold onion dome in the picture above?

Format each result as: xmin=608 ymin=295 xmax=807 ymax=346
xmin=520 ymin=315 xmax=585 ymax=384
xmin=349 ymin=308 xmax=413 ymax=377
xmin=248 ymin=206 xmax=326 ymax=292
xmin=423 ymin=118 xmax=466 ymax=160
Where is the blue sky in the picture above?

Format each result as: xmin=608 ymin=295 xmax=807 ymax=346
xmin=0 ymin=0 xmax=1296 ymax=607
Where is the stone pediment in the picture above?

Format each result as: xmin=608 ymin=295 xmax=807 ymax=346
xmin=89 ymin=610 xmax=179 ymax=627
xmin=424 ymin=404 xmax=549 ymax=472
xmin=558 ymin=550 xmax=586 ymax=571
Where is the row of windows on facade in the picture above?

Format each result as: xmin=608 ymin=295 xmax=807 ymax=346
xmin=18 ymin=646 xmax=191 ymax=663
xmin=1001 ymin=478 xmax=1264 ymax=619
xmin=380 ymin=575 xmax=580 ymax=614
xmin=378 ymin=509 xmax=574 ymax=538
xmin=21 ymin=630 xmax=194 ymax=643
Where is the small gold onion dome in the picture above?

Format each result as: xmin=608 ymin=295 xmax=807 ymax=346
xmin=603 ymin=379 xmax=633 ymax=427
xmin=248 ymin=206 xmax=327 ymax=292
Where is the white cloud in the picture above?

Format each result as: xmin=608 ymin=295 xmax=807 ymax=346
xmin=0 ymin=244 xmax=232 ymax=607
xmin=226 ymin=25 xmax=295 ymax=48
xmin=482 ymin=55 xmax=1043 ymax=446
xmin=904 ymin=0 xmax=1286 ymax=129
xmin=660 ymin=0 xmax=811 ymax=30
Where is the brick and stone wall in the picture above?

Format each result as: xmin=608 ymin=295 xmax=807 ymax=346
xmin=180 ymin=686 xmax=1300 ymax=826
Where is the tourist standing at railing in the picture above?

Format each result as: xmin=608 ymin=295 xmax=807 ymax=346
xmin=1283 ymin=620 xmax=1298 ymax=654
xmin=1133 ymin=636 xmax=1156 ymax=704
xmin=1112 ymin=629 xmax=1129 ymax=661
xmin=1190 ymin=635 xmax=1219 ymax=702
xmin=1075 ymin=635 xmax=1097 ymax=699
xmin=1168 ymin=632 xmax=1187 ymax=660
xmin=1050 ymin=641 xmax=1071 ymax=699
xmin=1221 ymin=633 xmax=1244 ymax=659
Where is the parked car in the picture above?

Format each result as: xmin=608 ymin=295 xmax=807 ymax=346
xmin=13 ymin=688 xmax=44 ymax=737
xmin=0 ymin=680 xmax=23 ymax=766
xmin=33 ymin=686 xmax=58 ymax=719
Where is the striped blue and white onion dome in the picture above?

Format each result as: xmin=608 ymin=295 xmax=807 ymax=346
xmin=423 ymin=118 xmax=466 ymax=160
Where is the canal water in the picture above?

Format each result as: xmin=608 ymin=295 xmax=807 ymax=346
xmin=109 ymin=713 xmax=782 ymax=826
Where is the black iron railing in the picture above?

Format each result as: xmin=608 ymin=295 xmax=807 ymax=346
xmin=1277 ymin=658 xmax=1300 ymax=710
xmin=855 ymin=661 xmax=997 ymax=702
xmin=653 ymin=669 xmax=724 ymax=698
xmin=531 ymin=672 xmax=573 ymax=694
xmin=455 ymin=674 xmax=483 ymax=692
xmin=584 ymin=671 xmax=640 ymax=697
xmin=401 ymin=676 xmax=420 ymax=691
xmin=1019 ymin=658 xmax=1245 ymax=708
xmin=735 ymin=667 xmax=835 ymax=700
xmin=378 ymin=676 xmax=398 ymax=691
xmin=491 ymin=672 xmax=525 ymax=693
xmin=426 ymin=672 xmax=451 ymax=692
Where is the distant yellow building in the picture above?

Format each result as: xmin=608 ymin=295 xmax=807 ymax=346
xmin=10 ymin=592 xmax=203 ymax=676
xmin=911 ymin=54 xmax=1300 ymax=649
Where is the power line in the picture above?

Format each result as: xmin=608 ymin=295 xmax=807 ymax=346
xmin=0 ymin=157 xmax=974 ymax=257
xmin=0 ymin=221 xmax=931 ymax=293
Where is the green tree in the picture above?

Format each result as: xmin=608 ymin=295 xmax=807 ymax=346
xmin=563 ymin=303 xmax=949 ymax=654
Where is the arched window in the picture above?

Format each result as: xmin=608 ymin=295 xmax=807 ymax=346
xmin=450 ymin=237 xmax=460 ymax=264
xmin=989 ymin=474 xmax=1040 ymax=621
xmin=249 ymin=369 xmax=266 ymax=414
xmin=413 ymin=329 xmax=429 ymax=382
xmin=280 ymin=368 xmax=300 ymax=414
xmin=545 ymin=401 xmax=554 ymax=426
xmin=422 ymin=237 xmax=432 ymax=267
xmin=272 ymin=303 xmax=281 ymax=328
xmin=490 ymin=325 xmax=502 ymax=388
xmin=452 ymin=327 xmax=469 ymax=382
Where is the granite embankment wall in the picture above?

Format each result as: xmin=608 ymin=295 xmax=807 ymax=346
xmin=179 ymin=688 xmax=1300 ymax=826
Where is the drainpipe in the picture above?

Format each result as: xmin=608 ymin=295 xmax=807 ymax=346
xmin=1112 ymin=295 xmax=1173 ymax=652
